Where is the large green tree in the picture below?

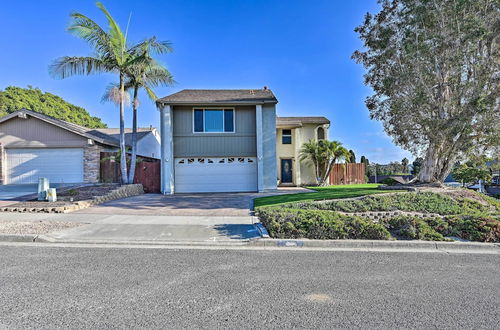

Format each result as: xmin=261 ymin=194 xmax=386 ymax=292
xmin=0 ymin=86 xmax=106 ymax=128
xmin=353 ymin=0 xmax=499 ymax=183
xmin=50 ymin=2 xmax=146 ymax=184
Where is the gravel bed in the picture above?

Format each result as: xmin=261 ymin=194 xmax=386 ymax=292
xmin=0 ymin=221 xmax=83 ymax=235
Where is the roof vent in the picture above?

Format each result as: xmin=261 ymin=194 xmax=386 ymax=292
xmin=263 ymin=86 xmax=268 ymax=90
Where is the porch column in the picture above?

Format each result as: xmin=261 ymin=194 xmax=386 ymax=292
xmin=256 ymin=104 xmax=264 ymax=192
xmin=160 ymin=105 xmax=174 ymax=194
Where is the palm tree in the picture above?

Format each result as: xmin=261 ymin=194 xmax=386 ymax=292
xmin=50 ymin=2 xmax=144 ymax=184
xmin=300 ymin=140 xmax=350 ymax=186
xmin=125 ymin=39 xmax=174 ymax=183
xmin=104 ymin=39 xmax=174 ymax=183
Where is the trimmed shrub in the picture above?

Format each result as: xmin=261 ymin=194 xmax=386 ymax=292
xmin=257 ymin=207 xmax=391 ymax=240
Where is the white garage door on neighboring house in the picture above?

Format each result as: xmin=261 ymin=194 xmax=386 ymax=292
xmin=174 ymin=157 xmax=257 ymax=193
xmin=6 ymin=148 xmax=84 ymax=184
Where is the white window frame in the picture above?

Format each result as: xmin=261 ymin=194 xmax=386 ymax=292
xmin=192 ymin=107 xmax=236 ymax=134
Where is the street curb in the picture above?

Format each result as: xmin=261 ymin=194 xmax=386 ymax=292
xmin=249 ymin=238 xmax=500 ymax=252
xmin=33 ymin=235 xmax=251 ymax=246
xmin=254 ymin=223 xmax=270 ymax=238
xmin=0 ymin=233 xmax=38 ymax=242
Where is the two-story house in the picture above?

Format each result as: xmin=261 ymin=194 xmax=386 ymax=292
xmin=156 ymin=89 xmax=278 ymax=194
xmin=276 ymin=117 xmax=330 ymax=186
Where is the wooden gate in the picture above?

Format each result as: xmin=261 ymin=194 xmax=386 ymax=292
xmin=100 ymin=152 xmax=161 ymax=193
xmin=133 ymin=161 xmax=160 ymax=193
xmin=329 ymin=163 xmax=366 ymax=185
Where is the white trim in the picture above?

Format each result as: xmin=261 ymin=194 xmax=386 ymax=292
xmin=191 ymin=107 xmax=236 ymax=134
xmin=160 ymin=105 xmax=174 ymax=194
xmin=256 ymin=105 xmax=264 ymax=192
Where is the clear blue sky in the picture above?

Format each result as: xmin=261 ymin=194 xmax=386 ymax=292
xmin=0 ymin=0 xmax=413 ymax=164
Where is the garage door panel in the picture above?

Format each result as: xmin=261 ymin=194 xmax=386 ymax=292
xmin=6 ymin=148 xmax=84 ymax=184
xmin=174 ymin=157 xmax=257 ymax=193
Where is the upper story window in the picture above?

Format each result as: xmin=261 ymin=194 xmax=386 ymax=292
xmin=317 ymin=127 xmax=325 ymax=140
xmin=194 ymin=109 xmax=234 ymax=133
xmin=282 ymin=129 xmax=292 ymax=144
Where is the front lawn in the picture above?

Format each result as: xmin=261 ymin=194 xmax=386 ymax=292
xmin=254 ymin=184 xmax=395 ymax=208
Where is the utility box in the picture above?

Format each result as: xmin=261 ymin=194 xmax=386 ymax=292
xmin=38 ymin=178 xmax=50 ymax=201
xmin=47 ymin=188 xmax=57 ymax=202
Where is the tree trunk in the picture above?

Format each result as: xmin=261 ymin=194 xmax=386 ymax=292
xmin=119 ymin=73 xmax=128 ymax=184
xmin=128 ymin=86 xmax=139 ymax=184
xmin=417 ymin=142 xmax=456 ymax=184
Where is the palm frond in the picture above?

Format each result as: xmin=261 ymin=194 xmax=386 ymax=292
xmin=96 ymin=2 xmax=127 ymax=64
xmin=49 ymin=56 xmax=108 ymax=79
xmin=101 ymin=83 xmax=130 ymax=106
xmin=129 ymin=37 xmax=173 ymax=56
xmin=68 ymin=12 xmax=110 ymax=55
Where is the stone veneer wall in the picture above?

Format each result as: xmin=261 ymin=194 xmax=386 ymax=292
xmin=84 ymin=145 xmax=101 ymax=183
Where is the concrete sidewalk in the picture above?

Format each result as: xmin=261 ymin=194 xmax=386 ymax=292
xmin=0 ymin=212 xmax=262 ymax=244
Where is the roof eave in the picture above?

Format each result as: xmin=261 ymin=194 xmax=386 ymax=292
xmin=156 ymin=100 xmax=278 ymax=107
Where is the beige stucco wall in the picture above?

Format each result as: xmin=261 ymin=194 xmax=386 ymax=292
xmin=276 ymin=123 xmax=329 ymax=186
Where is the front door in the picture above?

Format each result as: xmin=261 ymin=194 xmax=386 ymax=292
xmin=281 ymin=159 xmax=293 ymax=184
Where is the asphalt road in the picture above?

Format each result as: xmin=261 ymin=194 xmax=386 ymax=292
xmin=0 ymin=245 xmax=499 ymax=329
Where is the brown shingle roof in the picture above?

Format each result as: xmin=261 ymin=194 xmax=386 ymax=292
xmin=277 ymin=116 xmax=330 ymax=127
xmin=0 ymin=109 xmax=154 ymax=148
xmin=157 ymin=89 xmax=278 ymax=105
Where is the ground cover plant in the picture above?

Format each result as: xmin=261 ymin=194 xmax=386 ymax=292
xmin=256 ymin=189 xmax=499 ymax=242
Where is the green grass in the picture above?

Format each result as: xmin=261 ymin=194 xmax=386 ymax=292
xmin=254 ymin=184 xmax=399 ymax=208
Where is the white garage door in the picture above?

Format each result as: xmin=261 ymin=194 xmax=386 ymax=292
xmin=6 ymin=148 xmax=84 ymax=184
xmin=175 ymin=157 xmax=257 ymax=193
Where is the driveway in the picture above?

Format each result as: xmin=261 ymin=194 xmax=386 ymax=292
xmin=75 ymin=193 xmax=255 ymax=216
xmin=0 ymin=184 xmax=39 ymax=201
xmin=74 ymin=189 xmax=310 ymax=216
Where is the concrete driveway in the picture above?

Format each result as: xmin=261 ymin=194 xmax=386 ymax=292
xmin=0 ymin=184 xmax=39 ymax=201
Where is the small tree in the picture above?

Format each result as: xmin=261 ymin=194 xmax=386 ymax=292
xmin=348 ymin=150 xmax=356 ymax=163
xmin=299 ymin=140 xmax=350 ymax=186
xmin=401 ymin=158 xmax=409 ymax=174
xmin=411 ymin=157 xmax=424 ymax=176
xmin=452 ymin=163 xmax=491 ymax=187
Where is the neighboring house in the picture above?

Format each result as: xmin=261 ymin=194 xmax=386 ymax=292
xmin=156 ymin=89 xmax=278 ymax=194
xmin=0 ymin=109 xmax=159 ymax=185
xmin=276 ymin=117 xmax=330 ymax=186
xmin=93 ymin=127 xmax=161 ymax=159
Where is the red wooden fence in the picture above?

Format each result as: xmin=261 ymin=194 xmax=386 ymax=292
xmin=329 ymin=163 xmax=366 ymax=185
xmin=100 ymin=152 xmax=161 ymax=193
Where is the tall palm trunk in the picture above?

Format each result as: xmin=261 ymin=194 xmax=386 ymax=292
xmin=128 ymin=86 xmax=139 ymax=183
xmin=119 ymin=73 xmax=128 ymax=184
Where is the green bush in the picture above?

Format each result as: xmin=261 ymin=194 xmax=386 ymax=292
xmin=384 ymin=216 xmax=448 ymax=241
xmin=445 ymin=215 xmax=500 ymax=243
xmin=257 ymin=207 xmax=391 ymax=240
xmin=287 ymin=192 xmax=490 ymax=216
